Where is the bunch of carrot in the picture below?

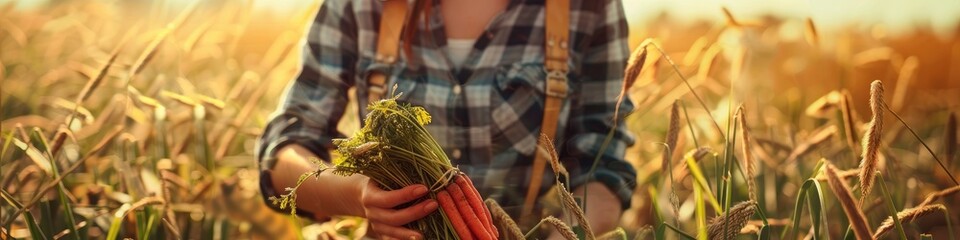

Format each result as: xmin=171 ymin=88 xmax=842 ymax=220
xmin=321 ymin=97 xmax=500 ymax=239
xmin=436 ymin=173 xmax=499 ymax=240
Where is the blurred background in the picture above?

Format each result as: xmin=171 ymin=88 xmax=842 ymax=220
xmin=2 ymin=0 xmax=959 ymax=239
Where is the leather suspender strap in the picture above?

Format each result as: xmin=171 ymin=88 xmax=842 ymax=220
xmin=367 ymin=0 xmax=409 ymax=103
xmin=522 ymin=0 xmax=570 ymax=219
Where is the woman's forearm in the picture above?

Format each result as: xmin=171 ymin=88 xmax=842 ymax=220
xmin=573 ymin=182 xmax=623 ymax=235
xmin=271 ymin=145 xmax=367 ymax=219
xmin=546 ymin=181 xmax=624 ymax=240
xmin=574 ymin=182 xmax=623 ymax=236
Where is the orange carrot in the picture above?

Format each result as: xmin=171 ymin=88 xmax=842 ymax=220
xmin=456 ymin=174 xmax=498 ymax=238
xmin=448 ymin=182 xmax=493 ymax=240
xmin=438 ymin=190 xmax=475 ymax=240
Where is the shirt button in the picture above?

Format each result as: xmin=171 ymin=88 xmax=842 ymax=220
xmin=453 ymin=85 xmax=462 ymax=95
xmin=452 ymin=149 xmax=462 ymax=160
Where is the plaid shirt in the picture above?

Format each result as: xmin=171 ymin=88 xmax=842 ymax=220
xmin=258 ymin=0 xmax=637 ymax=218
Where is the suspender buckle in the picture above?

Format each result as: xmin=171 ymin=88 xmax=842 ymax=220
xmin=545 ymin=70 xmax=568 ymax=98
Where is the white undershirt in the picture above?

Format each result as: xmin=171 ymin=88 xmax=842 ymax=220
xmin=446 ymin=38 xmax=476 ymax=69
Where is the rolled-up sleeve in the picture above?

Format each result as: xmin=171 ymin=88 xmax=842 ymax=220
xmin=256 ymin=0 xmax=359 ymax=214
xmin=563 ymin=0 xmax=637 ymax=209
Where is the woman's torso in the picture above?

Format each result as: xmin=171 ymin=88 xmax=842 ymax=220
xmin=347 ymin=0 xmax=609 ymax=212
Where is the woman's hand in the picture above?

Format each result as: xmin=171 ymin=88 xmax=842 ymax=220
xmin=272 ymin=145 xmax=438 ymax=239
xmin=360 ymin=180 xmax=439 ymax=240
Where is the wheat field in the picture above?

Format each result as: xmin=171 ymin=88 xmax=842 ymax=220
xmin=1 ymin=0 xmax=959 ymax=239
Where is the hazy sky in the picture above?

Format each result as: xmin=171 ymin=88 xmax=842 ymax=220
xmin=8 ymin=0 xmax=960 ymax=35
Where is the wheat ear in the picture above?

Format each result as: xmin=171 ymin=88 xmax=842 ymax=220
xmin=826 ymin=163 xmax=873 ymax=239
xmin=737 ymin=106 xmax=757 ymax=202
xmin=858 ymin=80 xmax=884 ymax=208
xmin=873 ymin=204 xmax=945 ymax=239
xmin=706 ymin=201 xmax=756 ymax=240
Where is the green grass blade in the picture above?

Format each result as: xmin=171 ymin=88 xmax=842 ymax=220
xmin=783 ymin=159 xmax=829 ymax=240
xmin=1 ymin=130 xmax=14 ymax=160
xmin=722 ymin=171 xmax=733 ymax=240
xmin=663 ymin=222 xmax=697 ymax=240
xmin=54 ymin=183 xmax=81 ymax=240
xmin=754 ymin=201 xmax=769 ymax=226
xmin=649 ymin=186 xmax=663 ymax=224
xmin=694 ymin=183 xmax=707 ymax=240
xmin=655 ymin=222 xmax=666 ymax=240
xmin=809 ymin=159 xmax=826 ymax=180
xmin=27 ymin=128 xmax=50 ymax=154
xmin=843 ymin=227 xmax=855 ymax=240
xmin=757 ymin=225 xmax=771 ymax=240
xmin=30 ymin=128 xmax=82 ymax=240
xmin=12 ymin=138 xmax=52 ymax=174
xmin=721 ymin=115 xmax=738 ymax=209
xmin=1 ymin=189 xmax=47 ymax=240
xmin=919 ymin=233 xmax=933 ymax=240
xmin=136 ymin=210 xmax=145 ymax=239
xmin=808 ymin=180 xmax=827 ymax=240
xmin=106 ymin=203 xmax=132 ymax=240
xmin=877 ymin=172 xmax=906 ymax=240
xmin=142 ymin=212 xmax=157 ymax=240
xmin=39 ymin=200 xmax=54 ymax=238
xmin=785 ymin=179 xmax=826 ymax=240
xmin=685 ymin=153 xmax=723 ymax=212
xmin=786 ymin=180 xmax=809 ymax=240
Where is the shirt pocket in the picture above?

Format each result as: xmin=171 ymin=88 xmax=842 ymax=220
xmin=490 ymin=62 xmax=573 ymax=160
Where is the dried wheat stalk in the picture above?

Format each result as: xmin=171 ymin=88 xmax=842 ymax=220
xmin=738 ymin=106 xmax=758 ymax=202
xmin=539 ymin=133 xmax=568 ymax=180
xmin=946 ymin=112 xmax=956 ymax=164
xmin=706 ymin=201 xmax=756 ymax=240
xmin=664 ymin=101 xmax=681 ymax=175
xmin=542 ymin=216 xmax=579 ymax=240
xmin=557 ymin=182 xmax=595 ymax=240
xmin=815 ymin=168 xmax=859 ymax=181
xmin=826 ymin=163 xmax=873 ymax=240
xmin=918 ymin=185 xmax=960 ymax=207
xmin=721 ymin=7 xmax=740 ymax=27
xmin=841 ymin=90 xmax=860 ymax=154
xmin=805 ymin=90 xmax=843 ymax=117
xmin=486 ymin=199 xmax=524 ymax=239
xmin=75 ymin=45 xmax=121 ymax=105
xmin=623 ymin=43 xmax=648 ymax=90
xmin=615 ymin=41 xmax=649 ymax=120
xmin=663 ymin=100 xmax=683 ymax=224
xmin=785 ymin=125 xmax=837 ymax=164
xmin=804 ymin=18 xmax=819 ymax=47
xmin=873 ymin=204 xmax=945 ymax=239
xmin=859 ymin=80 xmax=884 ymax=208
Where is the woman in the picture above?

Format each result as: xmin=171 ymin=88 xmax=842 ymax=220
xmin=257 ymin=0 xmax=637 ymax=239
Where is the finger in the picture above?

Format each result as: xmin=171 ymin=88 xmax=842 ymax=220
xmin=364 ymin=184 xmax=429 ymax=208
xmin=370 ymin=222 xmax=423 ymax=240
xmin=367 ymin=199 xmax=439 ymax=226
